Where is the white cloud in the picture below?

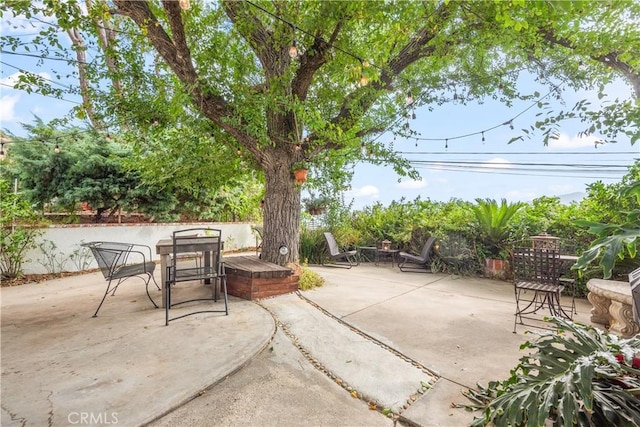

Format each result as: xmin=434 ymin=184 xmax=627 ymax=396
xmin=0 ymin=72 xmax=22 ymax=86
xmin=1 ymin=71 xmax=52 ymax=88
xmin=0 ymin=94 xmax=21 ymax=122
xmin=346 ymin=185 xmax=380 ymax=199
xmin=478 ymin=157 xmax=513 ymax=170
xmin=548 ymin=133 xmax=599 ymax=149
xmin=397 ymin=179 xmax=427 ymax=190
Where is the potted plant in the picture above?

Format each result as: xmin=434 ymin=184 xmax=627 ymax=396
xmin=471 ymin=198 xmax=525 ymax=280
xmin=292 ymin=160 xmax=309 ymax=183
xmin=303 ymin=195 xmax=329 ymax=215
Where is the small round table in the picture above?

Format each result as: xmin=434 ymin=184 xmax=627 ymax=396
xmin=375 ymin=249 xmax=400 ymax=267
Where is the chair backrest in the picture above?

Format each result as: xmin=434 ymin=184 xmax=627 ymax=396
xmin=252 ymin=225 xmax=263 ymax=239
xmin=512 ymin=247 xmax=561 ymax=285
xmin=629 ymin=267 xmax=640 ymax=324
xmin=83 ymin=241 xmax=133 ymax=279
xmin=171 ymin=228 xmax=223 ymax=274
xmin=420 ymin=236 xmax=437 ymax=261
xmin=324 ymin=232 xmax=341 ymax=257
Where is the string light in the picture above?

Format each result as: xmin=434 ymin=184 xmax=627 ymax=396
xmin=54 ymin=143 xmax=60 ymax=153
xmin=405 ymin=91 xmax=414 ymax=106
xmin=295 ymin=143 xmax=301 ymax=151
xmin=481 ymin=132 xmax=485 ymax=142
xmin=289 ymin=39 xmax=298 ymax=59
xmin=359 ymin=60 xmax=370 ymax=87
xmin=0 ymin=142 xmax=5 ymax=160
xmin=179 ymin=0 xmax=190 ymax=10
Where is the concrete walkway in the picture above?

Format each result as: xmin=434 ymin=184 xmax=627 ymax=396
xmin=1 ymin=262 xmax=594 ymax=426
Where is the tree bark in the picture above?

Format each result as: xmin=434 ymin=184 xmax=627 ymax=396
xmin=261 ymin=154 xmax=300 ymax=265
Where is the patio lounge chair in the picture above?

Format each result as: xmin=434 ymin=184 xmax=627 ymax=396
xmin=398 ymin=237 xmax=436 ymax=273
xmin=83 ymin=241 xmax=160 ymax=317
xmin=322 ymin=232 xmax=359 ymax=269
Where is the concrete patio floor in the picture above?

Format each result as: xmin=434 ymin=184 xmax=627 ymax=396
xmin=1 ymin=260 xmax=595 ymax=426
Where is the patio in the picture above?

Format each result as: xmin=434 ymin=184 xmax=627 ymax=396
xmin=1 ymin=261 xmax=594 ymax=426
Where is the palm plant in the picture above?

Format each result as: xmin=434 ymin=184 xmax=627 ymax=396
xmin=461 ymin=318 xmax=640 ymax=427
xmin=471 ymin=198 xmax=525 ymax=259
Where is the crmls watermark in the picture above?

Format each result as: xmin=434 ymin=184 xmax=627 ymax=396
xmin=67 ymin=412 xmax=119 ymax=425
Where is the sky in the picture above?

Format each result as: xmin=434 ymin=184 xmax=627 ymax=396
xmin=1 ymin=10 xmax=638 ymax=210
xmin=343 ymin=84 xmax=638 ymax=209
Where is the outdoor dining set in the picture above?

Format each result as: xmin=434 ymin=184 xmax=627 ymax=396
xmin=83 ymin=227 xmax=228 ymax=326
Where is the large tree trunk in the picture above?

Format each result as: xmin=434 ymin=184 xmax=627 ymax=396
xmin=261 ymin=158 xmax=300 ymax=265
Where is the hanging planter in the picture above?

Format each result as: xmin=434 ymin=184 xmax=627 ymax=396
xmin=293 ymin=168 xmax=308 ymax=183
xmin=303 ymin=195 xmax=329 ymax=216
xmin=292 ymin=161 xmax=309 ymax=184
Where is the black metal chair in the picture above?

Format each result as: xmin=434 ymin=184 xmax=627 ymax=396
xmin=398 ymin=237 xmax=436 ymax=272
xmin=82 ymin=241 xmax=159 ymax=317
xmin=252 ymin=225 xmax=263 ymax=256
xmin=512 ymin=247 xmax=572 ymax=333
xmin=165 ymin=228 xmax=228 ymax=325
xmin=630 ymin=267 xmax=640 ymax=325
xmin=322 ymin=232 xmax=359 ymax=269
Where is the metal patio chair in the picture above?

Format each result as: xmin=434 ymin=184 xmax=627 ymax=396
xmin=512 ymin=246 xmax=571 ymax=333
xmin=83 ymin=241 xmax=159 ymax=317
xmin=165 ymin=228 xmax=228 ymax=325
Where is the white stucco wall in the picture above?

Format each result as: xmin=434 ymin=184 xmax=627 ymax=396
xmin=21 ymin=222 xmax=258 ymax=274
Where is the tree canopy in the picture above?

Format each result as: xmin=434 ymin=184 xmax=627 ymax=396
xmin=2 ymin=0 xmax=638 ymax=263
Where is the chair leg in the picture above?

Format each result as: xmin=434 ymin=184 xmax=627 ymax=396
xmin=145 ymin=274 xmax=159 ymax=309
xmin=93 ymin=280 xmax=114 ymax=317
xmin=165 ymin=279 xmax=171 ymax=326
xmin=219 ymin=276 xmax=228 ymax=315
xmin=150 ymin=274 xmax=161 ymax=291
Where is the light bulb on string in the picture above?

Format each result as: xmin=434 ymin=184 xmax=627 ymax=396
xmin=359 ymin=59 xmax=369 ymax=87
xmin=179 ymin=0 xmax=190 ymax=10
xmin=54 ymin=143 xmax=60 ymax=154
xmin=289 ymin=39 xmax=298 ymax=59
xmin=481 ymin=132 xmax=485 ymax=142
xmin=405 ymin=91 xmax=414 ymax=106
xmin=0 ymin=142 xmax=5 ymax=160
xmin=445 ymin=139 xmax=448 ymax=150
xmin=236 ymin=148 xmax=242 ymax=155
xmin=509 ymin=121 xmax=514 ymax=130
xmin=295 ymin=143 xmax=301 ymax=151
xmin=412 ymin=112 xmax=416 ymax=120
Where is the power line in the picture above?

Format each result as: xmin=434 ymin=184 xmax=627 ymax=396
xmin=0 ymin=83 xmax=82 ymax=105
xmin=397 ymin=151 xmax=639 ymax=155
xmin=407 ymin=160 xmax=631 ymax=168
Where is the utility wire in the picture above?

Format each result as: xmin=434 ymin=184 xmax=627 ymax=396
xmin=397 ymin=151 xmax=639 ymax=155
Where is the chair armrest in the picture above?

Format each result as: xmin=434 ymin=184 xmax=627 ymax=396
xmin=129 ymin=243 xmax=154 ymax=263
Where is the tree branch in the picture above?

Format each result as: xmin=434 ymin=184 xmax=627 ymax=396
xmin=539 ymin=28 xmax=640 ymax=98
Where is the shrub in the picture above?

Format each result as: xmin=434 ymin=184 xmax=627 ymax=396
xmin=461 ymin=318 xmax=640 ymax=427
xmin=0 ymin=178 xmax=43 ymax=279
xmin=298 ymin=266 xmax=325 ymax=291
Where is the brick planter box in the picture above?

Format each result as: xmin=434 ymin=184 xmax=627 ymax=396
xmin=484 ymin=258 xmax=510 ymax=280
xmin=224 ymin=255 xmax=298 ymax=300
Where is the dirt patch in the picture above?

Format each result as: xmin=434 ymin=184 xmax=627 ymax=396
xmin=1 ymin=269 xmax=100 ymax=287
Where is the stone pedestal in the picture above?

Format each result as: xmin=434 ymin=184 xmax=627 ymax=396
xmin=587 ymin=278 xmax=639 ymax=338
